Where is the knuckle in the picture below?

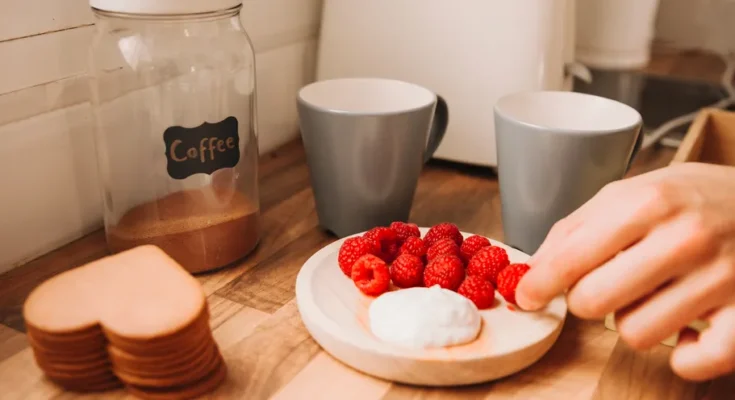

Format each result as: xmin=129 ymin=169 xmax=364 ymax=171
xmin=639 ymin=182 xmax=677 ymax=215
xmin=549 ymin=218 xmax=572 ymax=237
xmin=679 ymin=213 xmax=716 ymax=250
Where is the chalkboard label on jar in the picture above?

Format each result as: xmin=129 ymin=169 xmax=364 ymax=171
xmin=163 ymin=116 xmax=240 ymax=180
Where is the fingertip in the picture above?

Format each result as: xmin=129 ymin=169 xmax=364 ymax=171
xmin=514 ymin=275 xmax=544 ymax=311
xmin=670 ymin=341 xmax=710 ymax=382
xmin=670 ymin=329 xmax=725 ymax=382
xmin=515 ymin=293 xmax=541 ymax=311
xmin=670 ymin=331 xmax=696 ymax=370
xmin=517 ymin=247 xmax=571 ymax=311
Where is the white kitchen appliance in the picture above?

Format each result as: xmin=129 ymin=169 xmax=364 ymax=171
xmin=315 ymin=0 xmax=587 ymax=167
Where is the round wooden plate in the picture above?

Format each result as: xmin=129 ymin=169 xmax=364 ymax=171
xmin=295 ymin=228 xmax=567 ymax=386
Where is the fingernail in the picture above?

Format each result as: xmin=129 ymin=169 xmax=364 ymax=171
xmin=515 ymin=290 xmax=541 ymax=311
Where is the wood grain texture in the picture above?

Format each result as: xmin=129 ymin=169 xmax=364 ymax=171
xmin=213 ymin=301 xmax=321 ymax=399
xmin=216 ymin=229 xmax=332 ymax=313
xmin=672 ymin=108 xmax=735 ymax=167
xmin=626 ymin=146 xmax=678 ymax=177
xmin=271 ymin=352 xmax=392 ymax=400
xmin=672 ymin=109 xmax=710 ymax=164
xmin=592 ymin=341 xmax=702 ymax=400
xmin=259 ymin=137 xmax=310 ymax=208
xmin=1 ymin=136 xmax=733 ymax=399
xmin=208 ymin=294 xmax=247 ymax=331
xmin=697 ymin=110 xmax=735 ymax=166
xmin=0 ymin=325 xmax=27 ymax=362
xmin=196 ymin=187 xmax=321 ymax=297
xmin=259 ymin=160 xmax=312 ymax=211
xmin=0 ymin=232 xmax=108 ymax=331
xmin=0 ymin=347 xmax=62 ymax=400
xmin=258 ymin=138 xmax=308 ymax=180
xmin=212 ymin=306 xmax=270 ymax=352
xmin=482 ymin=317 xmax=619 ymax=400
xmin=382 ymin=385 xmax=490 ymax=400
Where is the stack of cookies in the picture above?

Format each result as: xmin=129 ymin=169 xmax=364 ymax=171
xmin=25 ymin=323 xmax=122 ymax=392
xmin=23 ymin=245 xmax=227 ymax=399
xmin=105 ymin=303 xmax=226 ymax=399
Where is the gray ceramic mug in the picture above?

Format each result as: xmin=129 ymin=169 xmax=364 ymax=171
xmin=297 ymin=78 xmax=448 ymax=237
xmin=494 ymin=91 xmax=643 ymax=254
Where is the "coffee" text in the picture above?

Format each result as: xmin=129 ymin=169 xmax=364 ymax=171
xmin=170 ymin=137 xmax=236 ymax=163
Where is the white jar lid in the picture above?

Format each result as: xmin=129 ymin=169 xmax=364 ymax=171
xmin=90 ymin=0 xmax=242 ymax=15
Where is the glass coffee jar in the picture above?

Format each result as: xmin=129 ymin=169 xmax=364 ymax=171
xmin=88 ymin=0 xmax=260 ymax=273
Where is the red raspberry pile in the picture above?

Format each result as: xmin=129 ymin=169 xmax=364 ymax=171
xmin=337 ymin=221 xmax=531 ymax=309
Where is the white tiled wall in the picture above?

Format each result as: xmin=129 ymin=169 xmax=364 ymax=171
xmin=0 ymin=0 xmax=323 ymax=273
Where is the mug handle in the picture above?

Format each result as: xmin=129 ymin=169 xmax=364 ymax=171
xmin=424 ymin=95 xmax=449 ymax=163
xmin=624 ymin=126 xmax=644 ymax=174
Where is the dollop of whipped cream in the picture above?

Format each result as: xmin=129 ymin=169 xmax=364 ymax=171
xmin=368 ymin=285 xmax=482 ymax=349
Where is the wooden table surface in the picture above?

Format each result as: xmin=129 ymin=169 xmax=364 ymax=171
xmin=1 ymin=139 xmax=734 ymax=400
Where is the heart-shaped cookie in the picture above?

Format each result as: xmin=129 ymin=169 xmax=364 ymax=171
xmin=22 ymin=245 xmax=226 ymax=398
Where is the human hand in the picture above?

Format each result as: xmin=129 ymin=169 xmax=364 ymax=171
xmin=515 ymin=162 xmax=735 ymax=381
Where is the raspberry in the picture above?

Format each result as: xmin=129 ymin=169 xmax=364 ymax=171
xmin=384 ymin=243 xmax=400 ymax=262
xmin=423 ymin=254 xmax=465 ymax=291
xmin=466 ymin=246 xmax=510 ymax=285
xmin=398 ymin=236 xmax=428 ymax=259
xmin=497 ymin=263 xmax=531 ymax=305
xmin=424 ymin=222 xmax=463 ymax=247
xmin=337 ymin=237 xmax=376 ymax=277
xmin=364 ymin=227 xmax=399 ymax=263
xmin=459 ymin=235 xmax=491 ymax=263
xmin=389 ymin=221 xmax=420 ymax=245
xmin=426 ymin=238 xmax=460 ymax=262
xmin=351 ymin=254 xmax=391 ymax=296
xmin=390 ymin=254 xmax=425 ymax=288
xmin=458 ymin=276 xmax=496 ymax=309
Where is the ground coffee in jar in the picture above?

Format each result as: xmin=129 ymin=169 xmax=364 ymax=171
xmin=88 ymin=0 xmax=260 ymax=273
xmin=106 ymin=185 xmax=259 ymax=274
